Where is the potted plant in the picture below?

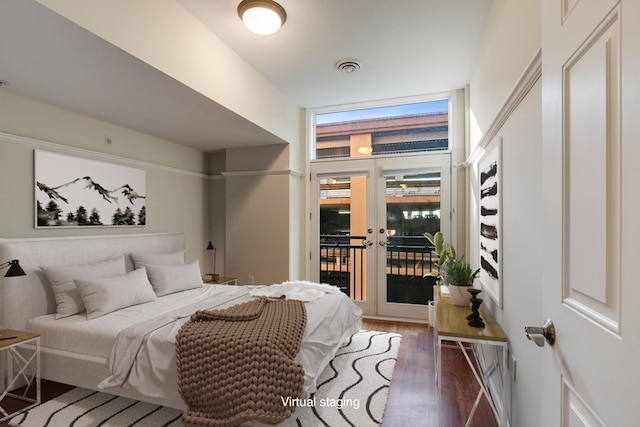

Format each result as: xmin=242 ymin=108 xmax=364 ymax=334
xmin=445 ymin=257 xmax=480 ymax=306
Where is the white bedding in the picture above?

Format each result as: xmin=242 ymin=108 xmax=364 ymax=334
xmin=27 ymin=286 xmax=235 ymax=358
xmin=27 ymin=282 xmax=362 ymax=409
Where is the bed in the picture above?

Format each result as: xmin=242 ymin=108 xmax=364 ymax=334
xmin=0 ymin=233 xmax=362 ymax=424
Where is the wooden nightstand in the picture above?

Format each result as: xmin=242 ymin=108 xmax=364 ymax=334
xmin=203 ymin=276 xmax=238 ymax=286
xmin=0 ymin=330 xmax=40 ymax=422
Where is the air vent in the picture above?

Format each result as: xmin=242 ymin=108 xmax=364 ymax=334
xmin=336 ymin=59 xmax=361 ymax=73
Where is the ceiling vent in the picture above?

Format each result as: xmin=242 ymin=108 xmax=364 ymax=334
xmin=336 ymin=59 xmax=361 ymax=73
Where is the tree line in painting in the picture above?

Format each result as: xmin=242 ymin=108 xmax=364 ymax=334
xmin=37 ymin=201 xmax=146 ymax=226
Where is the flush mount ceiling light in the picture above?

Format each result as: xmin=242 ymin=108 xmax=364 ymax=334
xmin=357 ymin=146 xmax=373 ymax=154
xmin=336 ymin=59 xmax=361 ymax=73
xmin=238 ymin=0 xmax=287 ymax=35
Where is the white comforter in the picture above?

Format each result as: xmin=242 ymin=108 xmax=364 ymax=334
xmin=98 ymin=283 xmax=362 ymax=407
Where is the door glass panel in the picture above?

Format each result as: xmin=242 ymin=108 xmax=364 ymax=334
xmin=319 ymin=175 xmax=368 ymax=301
xmin=385 ymin=172 xmax=440 ymax=305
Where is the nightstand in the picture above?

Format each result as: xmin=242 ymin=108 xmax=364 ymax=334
xmin=0 ymin=330 xmax=40 ymax=421
xmin=203 ymin=276 xmax=238 ymax=285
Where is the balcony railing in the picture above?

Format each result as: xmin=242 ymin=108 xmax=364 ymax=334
xmin=319 ymin=235 xmax=367 ymax=299
xmin=319 ymin=234 xmax=437 ymax=304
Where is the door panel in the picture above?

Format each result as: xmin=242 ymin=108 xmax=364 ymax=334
xmin=541 ymin=0 xmax=638 ymax=425
xmin=376 ymin=154 xmax=451 ymax=319
xmin=562 ymin=379 xmax=606 ymax=427
xmin=310 ymin=160 xmax=375 ymax=316
xmin=562 ymin=3 xmax=621 ymax=333
xmin=384 ymin=171 xmax=440 ymax=305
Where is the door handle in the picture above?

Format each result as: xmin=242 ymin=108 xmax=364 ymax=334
xmin=378 ymin=240 xmax=386 ymax=247
xmin=363 ymin=240 xmax=374 ymax=247
xmin=524 ymin=319 xmax=555 ymax=347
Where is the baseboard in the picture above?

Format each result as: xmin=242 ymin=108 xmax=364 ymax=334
xmin=362 ymin=315 xmax=429 ymax=325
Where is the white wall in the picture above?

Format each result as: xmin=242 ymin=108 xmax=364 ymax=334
xmin=223 ymin=144 xmax=293 ymax=285
xmin=0 ymin=88 xmax=302 ymax=287
xmin=469 ymin=0 xmax=541 ymax=151
xmin=38 ymin=0 xmax=300 ymax=146
xmin=208 ymin=152 xmax=227 ymax=276
xmin=0 ymin=91 xmax=210 ymax=267
xmin=473 ymin=82 xmax=543 ymax=425
xmin=288 ymin=173 xmax=305 ymax=281
xmin=289 ymin=109 xmax=309 ymax=281
xmin=468 ymin=1 xmax=543 ymax=426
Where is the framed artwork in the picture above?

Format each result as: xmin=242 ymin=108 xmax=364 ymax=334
xmin=478 ymin=139 xmax=502 ymax=306
xmin=35 ymin=150 xmax=146 ymax=228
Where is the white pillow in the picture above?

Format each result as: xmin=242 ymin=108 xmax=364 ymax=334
xmin=130 ymin=251 xmax=185 ymax=269
xmin=145 ymin=260 xmax=203 ymax=297
xmin=41 ymin=254 xmax=127 ymax=319
xmin=74 ymin=268 xmax=157 ymax=320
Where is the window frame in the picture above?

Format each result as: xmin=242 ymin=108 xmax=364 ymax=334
xmin=308 ymin=92 xmax=454 ymax=162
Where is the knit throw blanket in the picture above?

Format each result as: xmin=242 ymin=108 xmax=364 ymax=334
xmin=176 ymin=297 xmax=307 ymax=427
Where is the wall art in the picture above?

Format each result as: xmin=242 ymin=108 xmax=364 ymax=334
xmin=35 ymin=150 xmax=146 ymax=228
xmin=478 ymin=139 xmax=502 ymax=306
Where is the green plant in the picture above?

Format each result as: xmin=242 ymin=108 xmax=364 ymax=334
xmin=424 ymin=231 xmax=445 ymax=258
xmin=423 ymin=231 xmax=456 ymax=285
xmin=446 ymin=257 xmax=480 ymax=287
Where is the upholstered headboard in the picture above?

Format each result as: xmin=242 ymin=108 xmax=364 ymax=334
xmin=0 ymin=232 xmax=185 ymax=331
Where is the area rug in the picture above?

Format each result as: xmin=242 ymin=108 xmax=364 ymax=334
xmin=9 ymin=330 xmax=401 ymax=427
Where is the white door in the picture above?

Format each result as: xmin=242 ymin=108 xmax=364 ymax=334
xmin=310 ymin=154 xmax=451 ymax=320
xmin=310 ymin=159 xmax=377 ymax=316
xmin=540 ymin=0 xmax=640 ymax=425
xmin=375 ymin=154 xmax=451 ymax=318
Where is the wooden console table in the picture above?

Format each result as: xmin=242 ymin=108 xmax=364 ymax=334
xmin=434 ymin=286 xmax=508 ymax=427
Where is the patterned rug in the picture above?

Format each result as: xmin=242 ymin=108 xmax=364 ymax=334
xmin=10 ymin=330 xmax=401 ymax=427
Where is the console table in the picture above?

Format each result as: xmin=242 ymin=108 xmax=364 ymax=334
xmin=434 ymin=286 xmax=508 ymax=427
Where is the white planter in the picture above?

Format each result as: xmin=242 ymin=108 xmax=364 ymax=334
xmin=449 ymin=285 xmax=471 ymax=307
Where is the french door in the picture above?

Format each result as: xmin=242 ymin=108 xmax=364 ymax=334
xmin=310 ymin=153 xmax=451 ymax=320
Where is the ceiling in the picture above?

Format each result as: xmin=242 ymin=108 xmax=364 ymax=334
xmin=0 ymin=1 xmax=492 ymax=153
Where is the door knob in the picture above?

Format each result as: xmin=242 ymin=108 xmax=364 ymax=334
xmin=378 ymin=240 xmax=386 ymax=247
xmin=363 ymin=240 xmax=374 ymax=247
xmin=524 ymin=319 xmax=555 ymax=347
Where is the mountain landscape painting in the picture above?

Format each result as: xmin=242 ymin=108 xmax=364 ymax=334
xmin=35 ymin=150 xmax=146 ymax=228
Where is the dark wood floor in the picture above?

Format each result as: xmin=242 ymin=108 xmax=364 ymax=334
xmin=2 ymin=320 xmax=497 ymax=427
xmin=363 ymin=319 xmax=498 ymax=427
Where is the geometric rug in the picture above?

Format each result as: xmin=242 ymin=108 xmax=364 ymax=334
xmin=10 ymin=330 xmax=401 ymax=427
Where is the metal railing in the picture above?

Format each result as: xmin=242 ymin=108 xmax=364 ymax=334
xmin=386 ymin=236 xmax=436 ymax=304
xmin=319 ymin=234 xmax=437 ymax=304
xmin=319 ymin=235 xmax=367 ymax=298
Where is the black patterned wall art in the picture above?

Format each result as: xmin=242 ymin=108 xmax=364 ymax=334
xmin=478 ymin=139 xmax=502 ymax=306
xmin=35 ymin=150 xmax=146 ymax=228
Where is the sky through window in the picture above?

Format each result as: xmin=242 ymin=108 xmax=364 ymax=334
xmin=316 ymin=99 xmax=448 ymax=125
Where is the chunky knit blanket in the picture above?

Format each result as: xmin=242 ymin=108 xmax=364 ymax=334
xmin=176 ymin=297 xmax=307 ymax=427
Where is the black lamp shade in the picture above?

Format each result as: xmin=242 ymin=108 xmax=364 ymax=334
xmin=206 ymin=241 xmax=215 ymax=251
xmin=4 ymin=260 xmax=26 ymax=277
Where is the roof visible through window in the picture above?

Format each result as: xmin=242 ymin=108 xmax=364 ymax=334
xmin=314 ymin=99 xmax=449 ymax=159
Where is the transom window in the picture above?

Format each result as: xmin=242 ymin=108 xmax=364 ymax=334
xmin=313 ymin=99 xmax=449 ymax=160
